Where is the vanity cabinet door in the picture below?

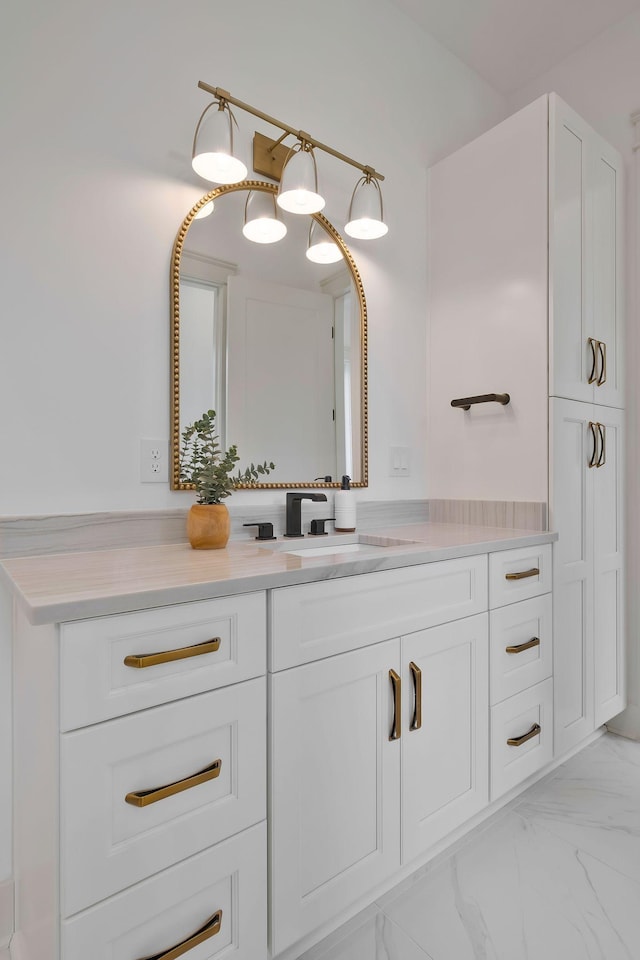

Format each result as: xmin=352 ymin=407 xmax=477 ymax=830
xmin=401 ymin=614 xmax=489 ymax=864
xmin=269 ymin=639 xmax=401 ymax=956
xmin=550 ymin=95 xmax=624 ymax=408
xmin=550 ymin=397 xmax=595 ymax=756
xmin=593 ymin=404 xmax=625 ymax=725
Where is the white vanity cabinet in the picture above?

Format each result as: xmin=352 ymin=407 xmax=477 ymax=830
xmin=427 ymin=91 xmax=625 ymax=765
xmin=268 ymin=558 xmax=490 ymax=956
xmin=12 ymin=593 xmax=268 ymax=960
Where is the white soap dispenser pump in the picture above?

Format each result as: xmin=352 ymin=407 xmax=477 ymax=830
xmin=334 ymin=475 xmax=356 ymax=532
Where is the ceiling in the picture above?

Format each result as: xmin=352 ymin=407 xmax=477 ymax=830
xmin=388 ymin=0 xmax=640 ymax=94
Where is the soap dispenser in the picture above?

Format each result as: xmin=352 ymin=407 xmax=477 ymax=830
xmin=334 ymin=475 xmax=356 ymax=532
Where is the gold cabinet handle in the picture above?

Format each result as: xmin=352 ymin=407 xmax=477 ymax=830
xmin=596 ymin=422 xmax=606 ymax=467
xmin=137 ymin=910 xmax=222 ymax=960
xmin=409 ymin=661 xmax=422 ymax=731
xmin=124 ymin=637 xmax=221 ymax=668
xmin=505 ymin=637 xmax=540 ymax=655
xmin=389 ymin=669 xmax=401 ymax=741
xmin=597 ymin=340 xmax=607 ymax=386
xmin=125 ymin=758 xmax=222 ymax=807
xmin=587 ymin=337 xmax=599 ymax=384
xmin=588 ymin=421 xmax=599 ymax=468
xmin=507 ymin=723 xmax=541 ymax=747
xmin=505 ymin=568 xmax=540 ymax=581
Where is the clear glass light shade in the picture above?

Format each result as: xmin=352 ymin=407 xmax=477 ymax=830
xmin=306 ymin=222 xmax=343 ymax=264
xmin=277 ymin=146 xmax=325 ymax=214
xmin=242 ymin=191 xmax=287 ymax=244
xmin=192 ymin=103 xmax=248 ymax=184
xmin=345 ymin=176 xmax=388 ymax=239
xmin=193 ymin=199 xmax=214 ymax=220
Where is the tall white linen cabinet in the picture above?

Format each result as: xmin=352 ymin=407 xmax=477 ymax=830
xmin=427 ymin=93 xmax=625 ymax=757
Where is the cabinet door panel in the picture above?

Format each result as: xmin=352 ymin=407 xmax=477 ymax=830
xmin=590 ymin=138 xmax=624 ymax=409
xmin=550 ymin=95 xmax=593 ymax=404
xmin=61 ymin=678 xmax=266 ymax=916
xmin=62 ymin=823 xmax=266 ymax=960
xmin=269 ymin=640 xmax=400 ymax=955
xmin=550 ymin=398 xmax=594 ymax=755
xmin=593 ymin=406 xmax=625 ymax=724
xmin=490 ymin=678 xmax=554 ymax=799
xmin=490 ymin=594 xmax=553 ymax=704
xmin=401 ymin=615 xmax=488 ymax=864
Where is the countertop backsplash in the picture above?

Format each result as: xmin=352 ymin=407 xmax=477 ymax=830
xmin=0 ymin=499 xmax=546 ymax=560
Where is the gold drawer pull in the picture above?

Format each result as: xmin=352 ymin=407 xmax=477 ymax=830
xmin=389 ymin=669 xmax=401 ymax=741
xmin=597 ymin=339 xmax=607 ymax=386
xmin=124 ymin=637 xmax=221 ymax=668
xmin=596 ymin=422 xmax=606 ymax=468
xmin=409 ymin=661 xmax=422 ymax=731
xmin=137 ymin=910 xmax=222 ymax=960
xmin=505 ymin=637 xmax=540 ymax=655
xmin=507 ymin=723 xmax=541 ymax=747
xmin=505 ymin=568 xmax=540 ymax=581
xmin=587 ymin=337 xmax=598 ymax=384
xmin=125 ymin=758 xmax=222 ymax=807
xmin=588 ymin=421 xmax=599 ymax=468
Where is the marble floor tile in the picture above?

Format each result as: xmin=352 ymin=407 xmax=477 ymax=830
xmin=298 ymin=905 xmax=433 ymax=960
xmin=305 ymin=734 xmax=640 ymax=960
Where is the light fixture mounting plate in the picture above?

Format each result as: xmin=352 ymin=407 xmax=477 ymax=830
xmin=252 ymin=132 xmax=290 ymax=182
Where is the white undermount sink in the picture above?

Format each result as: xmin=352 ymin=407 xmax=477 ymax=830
xmin=261 ymin=534 xmax=418 ymax=559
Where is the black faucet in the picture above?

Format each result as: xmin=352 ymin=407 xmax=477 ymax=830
xmin=284 ymin=492 xmax=328 ymax=538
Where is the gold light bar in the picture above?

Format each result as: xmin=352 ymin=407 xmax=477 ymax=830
xmin=197 ymin=81 xmax=384 ymax=183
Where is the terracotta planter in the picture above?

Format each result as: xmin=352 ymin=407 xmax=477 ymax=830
xmin=187 ymin=503 xmax=231 ymax=550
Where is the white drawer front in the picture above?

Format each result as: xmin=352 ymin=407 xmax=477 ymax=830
xmin=490 ymin=678 xmax=553 ymax=800
xmin=490 ymin=594 xmax=553 ymax=704
xmin=62 ymin=822 xmax=266 ymax=960
xmin=61 ymin=678 xmax=265 ymax=916
xmin=489 ymin=544 xmax=552 ymax=609
xmin=60 ymin=592 xmax=266 ymax=730
xmin=270 ymin=555 xmax=488 ymax=671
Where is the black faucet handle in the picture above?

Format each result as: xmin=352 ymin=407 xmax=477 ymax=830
xmin=309 ymin=517 xmax=336 ymax=536
xmin=243 ymin=522 xmax=276 ymax=541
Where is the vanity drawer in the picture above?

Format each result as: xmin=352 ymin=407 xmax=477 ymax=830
xmin=489 ymin=544 xmax=552 ymax=609
xmin=62 ymin=821 xmax=266 ymax=960
xmin=60 ymin=677 xmax=266 ymax=917
xmin=60 ymin=592 xmax=266 ymax=730
xmin=490 ymin=594 xmax=552 ymax=704
xmin=269 ymin=555 xmax=488 ymax=671
xmin=490 ymin=677 xmax=553 ymax=800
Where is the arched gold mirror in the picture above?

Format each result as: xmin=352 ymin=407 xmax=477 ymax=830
xmin=171 ymin=181 xmax=368 ymax=489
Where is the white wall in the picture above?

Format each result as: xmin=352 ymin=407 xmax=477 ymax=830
xmin=0 ymin=0 xmax=507 ymax=517
xmin=509 ymin=9 xmax=640 ymax=734
xmin=0 ymin=0 xmax=509 ymax=923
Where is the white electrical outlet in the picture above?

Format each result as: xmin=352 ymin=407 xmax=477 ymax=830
xmin=140 ymin=438 xmax=169 ymax=483
xmin=389 ymin=446 xmax=411 ymax=477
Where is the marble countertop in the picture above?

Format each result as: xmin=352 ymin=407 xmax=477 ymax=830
xmin=0 ymin=522 xmax=557 ymax=625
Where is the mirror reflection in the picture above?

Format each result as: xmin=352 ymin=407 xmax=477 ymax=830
xmin=171 ymin=182 xmax=367 ymax=489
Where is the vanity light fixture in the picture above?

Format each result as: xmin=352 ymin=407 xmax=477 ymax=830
xmin=191 ymin=82 xmax=387 ymax=238
xmin=345 ymin=174 xmax=388 ymax=239
xmin=306 ymin=221 xmax=343 ymax=264
xmin=277 ymin=141 xmax=325 ymax=215
xmin=192 ymin=96 xmax=248 ymax=184
xmin=242 ymin=190 xmax=287 ymax=244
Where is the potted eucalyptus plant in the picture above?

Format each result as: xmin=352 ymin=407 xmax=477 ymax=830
xmin=179 ymin=409 xmax=275 ymax=549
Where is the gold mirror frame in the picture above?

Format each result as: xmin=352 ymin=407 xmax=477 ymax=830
xmin=170 ymin=180 xmax=368 ymax=490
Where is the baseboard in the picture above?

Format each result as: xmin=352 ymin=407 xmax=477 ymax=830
xmin=607 ymin=704 xmax=640 ymax=740
xmin=0 ymin=877 xmax=13 ymax=951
